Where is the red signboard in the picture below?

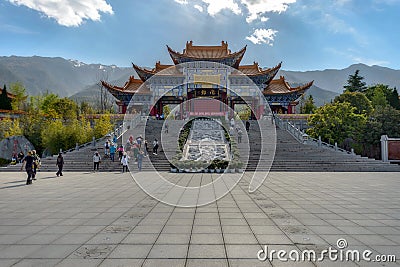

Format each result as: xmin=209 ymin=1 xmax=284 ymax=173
xmin=388 ymin=141 xmax=400 ymax=160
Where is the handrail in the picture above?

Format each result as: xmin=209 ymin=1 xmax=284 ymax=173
xmin=274 ymin=115 xmax=354 ymax=155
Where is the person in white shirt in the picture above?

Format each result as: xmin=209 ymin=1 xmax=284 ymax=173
xmin=93 ymin=152 xmax=101 ymax=171
xmin=121 ymin=153 xmax=129 ymax=173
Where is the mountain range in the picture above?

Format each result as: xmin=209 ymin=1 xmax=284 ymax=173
xmin=1 ymin=56 xmax=399 ymax=107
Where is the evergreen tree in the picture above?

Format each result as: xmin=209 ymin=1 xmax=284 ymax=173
xmin=300 ymin=95 xmax=317 ymax=114
xmin=334 ymin=91 xmax=373 ymax=115
xmin=0 ymin=85 xmax=13 ymax=110
xmin=343 ymin=70 xmax=367 ymax=93
xmin=388 ymin=88 xmax=400 ymax=110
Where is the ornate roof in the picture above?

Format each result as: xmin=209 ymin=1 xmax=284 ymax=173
xmin=102 ymin=76 xmax=151 ymax=101
xmin=167 ymin=41 xmax=246 ymax=68
xmin=238 ymin=62 xmax=280 ymax=76
xmin=0 ymin=88 xmax=16 ymax=99
xmin=133 ymin=62 xmax=181 ymax=82
xmin=264 ymin=76 xmax=313 ymax=95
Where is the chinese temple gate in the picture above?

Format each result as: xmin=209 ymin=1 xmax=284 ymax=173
xmin=102 ymin=41 xmax=313 ymax=117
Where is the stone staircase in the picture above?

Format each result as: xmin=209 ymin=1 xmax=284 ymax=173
xmin=3 ymin=117 xmax=400 ymax=173
xmin=238 ymin=118 xmax=400 ymax=172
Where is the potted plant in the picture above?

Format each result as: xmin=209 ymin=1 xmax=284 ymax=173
xmin=237 ymin=161 xmax=244 ymax=173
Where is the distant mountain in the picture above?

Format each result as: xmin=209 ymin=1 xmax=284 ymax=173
xmin=1 ymin=56 xmax=398 ymax=106
xmin=280 ymin=63 xmax=400 ymax=94
xmin=0 ymin=56 xmax=132 ymax=96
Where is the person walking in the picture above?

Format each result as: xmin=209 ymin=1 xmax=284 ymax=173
xmin=237 ymin=128 xmax=243 ymax=143
xmin=20 ymin=151 xmax=35 ymax=185
xmin=121 ymin=153 xmax=129 ymax=173
xmin=245 ymin=120 xmax=250 ymax=132
xmin=137 ymin=151 xmax=144 ymax=171
xmin=164 ymin=122 xmax=168 ymax=134
xmin=109 ymin=143 xmax=116 ymax=162
xmin=56 ymin=153 xmax=64 ymax=177
xmin=93 ymin=151 xmax=101 ymax=172
xmin=117 ymin=145 xmax=124 ymax=161
xmin=104 ymin=140 xmax=110 ymax=157
xmin=31 ymin=150 xmax=40 ymax=180
xmin=153 ymin=139 xmax=159 ymax=155
xmin=136 ymin=136 xmax=142 ymax=149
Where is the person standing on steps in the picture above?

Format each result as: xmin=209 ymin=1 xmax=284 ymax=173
xmin=137 ymin=151 xmax=144 ymax=171
xmin=117 ymin=145 xmax=124 ymax=162
xmin=164 ymin=122 xmax=168 ymax=134
xmin=121 ymin=153 xmax=129 ymax=173
xmin=153 ymin=139 xmax=159 ymax=155
xmin=113 ymin=134 xmax=117 ymax=144
xmin=93 ymin=151 xmax=101 ymax=172
xmin=56 ymin=153 xmax=64 ymax=177
xmin=245 ymin=120 xmax=250 ymax=132
xmin=20 ymin=151 xmax=35 ymax=185
xmin=237 ymin=128 xmax=243 ymax=143
xmin=109 ymin=142 xmax=116 ymax=162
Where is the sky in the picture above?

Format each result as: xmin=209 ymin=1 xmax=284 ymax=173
xmin=1 ymin=0 xmax=400 ymax=71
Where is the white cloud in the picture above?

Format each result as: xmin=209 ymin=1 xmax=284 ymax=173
xmin=246 ymin=28 xmax=277 ymax=45
xmin=8 ymin=0 xmax=113 ymax=27
xmin=194 ymin=4 xmax=203 ymax=12
xmin=174 ymin=0 xmax=188 ymax=4
xmin=240 ymin=0 xmax=296 ymax=23
xmin=201 ymin=0 xmax=241 ymax=16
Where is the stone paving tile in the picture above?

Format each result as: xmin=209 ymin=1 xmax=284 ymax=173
xmin=12 ymin=259 xmax=60 ymax=267
xmin=1 ymin=172 xmax=400 ymax=265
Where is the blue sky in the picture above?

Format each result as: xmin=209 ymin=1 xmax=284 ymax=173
xmin=1 ymin=0 xmax=400 ymax=71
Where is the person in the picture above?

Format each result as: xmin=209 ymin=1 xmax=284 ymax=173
xmin=93 ymin=151 xmax=101 ymax=171
xmin=136 ymin=136 xmax=142 ymax=149
xmin=237 ymin=129 xmax=243 ymax=143
xmin=104 ymin=140 xmax=110 ymax=157
xmin=31 ymin=150 xmax=40 ymax=180
xmin=164 ymin=122 xmax=168 ymax=134
xmin=229 ymin=126 xmax=234 ymax=137
xmin=11 ymin=153 xmax=17 ymax=165
xmin=117 ymin=145 xmax=124 ymax=161
xmin=121 ymin=153 xmax=129 ymax=173
xmin=137 ymin=151 xmax=144 ymax=171
xmin=17 ymin=151 xmax=24 ymax=163
xmin=246 ymin=120 xmax=250 ymax=132
xmin=20 ymin=151 xmax=35 ymax=185
xmin=144 ymin=140 xmax=148 ymax=157
xmin=133 ymin=143 xmax=139 ymax=162
xmin=153 ymin=139 xmax=159 ymax=155
xmin=113 ymin=134 xmax=117 ymax=144
xmin=56 ymin=153 xmax=64 ymax=177
xmin=109 ymin=142 xmax=116 ymax=162
xmin=156 ymin=113 xmax=159 ymax=120
xmin=230 ymin=117 xmax=235 ymax=128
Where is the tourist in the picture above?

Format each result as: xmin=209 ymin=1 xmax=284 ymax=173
xmin=109 ymin=142 xmax=116 ymax=162
xmin=246 ymin=120 xmax=250 ymax=132
xmin=93 ymin=151 xmax=101 ymax=171
xmin=156 ymin=113 xmax=159 ymax=120
xmin=136 ymin=136 xmax=142 ymax=149
xmin=164 ymin=122 xmax=168 ymax=134
xmin=229 ymin=126 xmax=234 ymax=137
xmin=20 ymin=151 xmax=34 ymax=185
xmin=121 ymin=153 xmax=129 ymax=173
xmin=104 ymin=140 xmax=110 ymax=157
xmin=117 ymin=145 xmax=124 ymax=161
xmin=56 ymin=153 xmax=64 ymax=177
xmin=137 ymin=151 xmax=144 ymax=171
xmin=113 ymin=134 xmax=117 ymax=144
xmin=133 ymin=142 xmax=139 ymax=162
xmin=153 ymin=139 xmax=159 ymax=155
xmin=31 ymin=150 xmax=40 ymax=180
xmin=230 ymin=117 xmax=235 ymax=128
xmin=17 ymin=151 xmax=24 ymax=163
xmin=237 ymin=129 xmax=243 ymax=143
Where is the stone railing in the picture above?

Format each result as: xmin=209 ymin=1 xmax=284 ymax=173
xmin=275 ymin=115 xmax=355 ymax=155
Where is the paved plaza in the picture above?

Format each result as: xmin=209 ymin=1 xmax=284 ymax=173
xmin=0 ymin=171 xmax=399 ymax=267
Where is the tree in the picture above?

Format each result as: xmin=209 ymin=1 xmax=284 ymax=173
xmin=363 ymin=106 xmax=400 ymax=145
xmin=93 ymin=114 xmax=113 ymax=138
xmin=306 ymin=102 xmax=367 ymax=145
xmin=95 ymin=72 xmax=114 ymax=113
xmin=334 ymin=91 xmax=373 ymax=115
xmin=9 ymin=82 xmax=27 ymax=111
xmin=300 ymin=95 xmax=316 ymax=114
xmin=370 ymin=86 xmax=388 ymax=108
xmin=0 ymin=118 xmax=23 ymax=139
xmin=0 ymin=85 xmax=12 ymax=110
xmin=343 ymin=70 xmax=367 ymax=93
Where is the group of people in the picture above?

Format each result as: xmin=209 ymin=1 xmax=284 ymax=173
xmin=19 ymin=150 xmax=42 ymax=185
xmin=92 ymin=135 xmax=159 ymax=172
